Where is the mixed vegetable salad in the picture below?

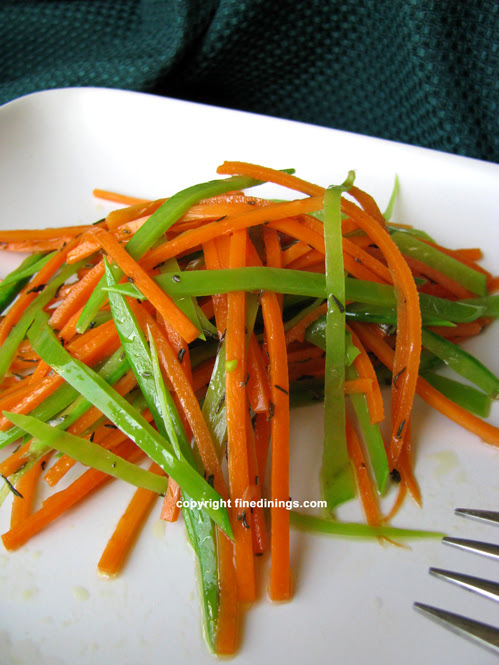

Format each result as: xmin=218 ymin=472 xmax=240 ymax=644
xmin=0 ymin=161 xmax=497 ymax=654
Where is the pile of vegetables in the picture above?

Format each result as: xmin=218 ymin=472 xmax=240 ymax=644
xmin=0 ymin=162 xmax=497 ymax=654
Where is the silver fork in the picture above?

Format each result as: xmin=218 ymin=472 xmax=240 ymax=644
xmin=414 ymin=509 xmax=499 ymax=655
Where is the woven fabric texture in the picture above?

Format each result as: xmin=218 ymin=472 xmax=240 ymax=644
xmin=1 ymin=0 xmax=497 ymax=162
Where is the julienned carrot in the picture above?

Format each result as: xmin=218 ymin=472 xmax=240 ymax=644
xmin=93 ymin=189 xmax=150 ymax=206
xmin=352 ymin=323 xmax=499 ymax=448
xmin=246 ymin=334 xmax=271 ymax=413
xmin=345 ymin=416 xmax=380 ymax=525
xmin=342 ymin=199 xmax=422 ymax=465
xmin=348 ymin=185 xmax=386 ymax=227
xmin=49 ymin=260 xmax=105 ymax=330
xmin=10 ymin=452 xmax=53 ymax=528
xmin=90 ymin=229 xmax=199 ymax=344
xmin=344 ymin=378 xmax=373 ymax=394
xmin=2 ymin=440 xmax=143 ymax=551
xmin=0 ymin=235 xmax=83 ymax=346
xmin=397 ymin=422 xmax=421 ymax=507
xmin=97 ymin=461 xmax=166 ymax=577
xmin=347 ymin=325 xmax=385 ymax=424
xmin=245 ymin=410 xmax=267 ymax=555
xmin=140 ymin=196 xmax=324 ymax=272
xmin=249 ymin=229 xmax=291 ymax=601
xmin=217 ymin=161 xmax=325 ymax=197
xmin=105 ymin=199 xmax=165 ymax=229
xmin=224 ymin=229 xmax=256 ymax=603
xmin=215 ymin=532 xmax=239 ymax=655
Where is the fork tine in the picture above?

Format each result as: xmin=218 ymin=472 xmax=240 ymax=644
xmin=455 ymin=509 xmax=499 ymax=526
xmin=414 ymin=603 xmax=499 ymax=654
xmin=429 ymin=568 xmax=499 ymax=603
xmin=442 ymin=537 xmax=499 ymax=560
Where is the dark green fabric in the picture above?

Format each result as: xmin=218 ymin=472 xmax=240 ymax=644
xmin=1 ymin=0 xmax=497 ymax=162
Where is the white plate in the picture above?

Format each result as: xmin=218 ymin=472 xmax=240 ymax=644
xmin=0 ymin=88 xmax=498 ymax=665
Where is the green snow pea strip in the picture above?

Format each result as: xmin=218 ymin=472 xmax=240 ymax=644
xmin=0 ymin=347 xmax=129 ymax=450
xmin=0 ymin=253 xmax=53 ymax=314
xmin=345 ymin=302 xmax=455 ymax=327
xmin=382 ymin=175 xmax=399 ymax=222
xmin=76 ymin=172 xmax=291 ymax=333
xmin=104 ymin=260 xmax=190 ymax=455
xmin=0 ymin=260 xmax=84 ymax=382
xmin=202 ymin=342 xmax=227 ymax=460
xmin=103 ymin=269 xmax=487 ymax=324
xmin=346 ymin=365 xmax=389 ymax=494
xmin=421 ymin=328 xmax=499 ymax=398
xmin=4 ymin=412 xmax=169 ymax=494
xmin=149 ymin=336 xmax=218 ymax=651
xmin=321 ymin=178 xmax=356 ymax=508
xmin=391 ymin=232 xmax=488 ymax=296
xmin=27 ymin=311 xmax=233 ymax=538
xmin=421 ymin=372 xmax=492 ymax=418
xmin=0 ymin=252 xmax=54 ymax=290
xmin=304 ymin=319 xmax=360 ymax=367
xmin=462 ymin=295 xmax=499 ymax=319
xmin=160 ymin=258 xmax=205 ymax=339
xmin=283 ymin=297 xmax=324 ymax=332
xmin=290 ymin=511 xmax=445 ymax=539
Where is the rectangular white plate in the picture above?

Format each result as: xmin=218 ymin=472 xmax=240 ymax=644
xmin=0 ymin=88 xmax=498 ymax=665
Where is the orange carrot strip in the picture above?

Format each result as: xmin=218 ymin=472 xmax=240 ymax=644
xmin=1 ymin=440 xmax=143 ymax=551
xmin=49 ymin=260 xmax=105 ymax=330
xmin=160 ymin=479 xmax=181 ymax=522
xmin=352 ymin=323 xmax=499 ymax=448
xmin=224 ymin=229 xmax=255 ymax=602
xmin=344 ymin=378 xmax=373 ymax=394
xmin=347 ymin=324 xmax=385 ymax=424
xmin=10 ymin=452 xmax=53 ymax=528
xmin=245 ymin=411 xmax=267 ymax=555
xmin=456 ymin=248 xmax=482 ymax=261
xmin=254 ymin=411 xmax=271 ymax=484
xmin=343 ymin=200 xmax=422 ymax=465
xmin=348 ymin=185 xmax=386 ymax=227
xmin=215 ymin=532 xmax=239 ymax=655
xmin=217 ymin=161 xmax=325 ymax=197
xmin=90 ymin=228 xmax=199 ymax=344
xmin=92 ymin=189 xmax=149 ymax=206
xmin=246 ymin=334 xmax=271 ymax=414
xmin=0 ymin=236 xmax=81 ymax=346
xmin=0 ymin=226 xmax=90 ymax=242
xmin=282 ymin=240 xmax=311 ymax=267
xmin=140 ymin=197 xmax=324 ymax=272
xmin=105 ymin=199 xmax=164 ymax=229
xmin=427 ymin=322 xmax=483 ymax=338
xmin=97 ymin=461 xmax=166 ymax=577
xmin=345 ymin=416 xmax=380 ymax=525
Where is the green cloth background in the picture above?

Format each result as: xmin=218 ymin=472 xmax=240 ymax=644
xmin=1 ymin=0 xmax=497 ymax=162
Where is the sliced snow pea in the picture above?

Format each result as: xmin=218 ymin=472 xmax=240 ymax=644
xmin=27 ymin=311 xmax=233 ymax=538
xmin=4 ymin=412 xmax=169 ymax=494
xmin=0 ymin=253 xmax=54 ymax=313
xmin=149 ymin=336 xmax=218 ymax=651
xmin=421 ymin=328 xmax=499 ymax=398
xmin=346 ymin=365 xmax=389 ymax=494
xmin=290 ymin=511 xmax=444 ymax=539
xmin=392 ymin=232 xmax=488 ymax=296
xmin=321 ymin=179 xmax=356 ymax=509
xmin=421 ymin=372 xmax=492 ymax=418
xmin=0 ymin=260 xmax=84 ymax=381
